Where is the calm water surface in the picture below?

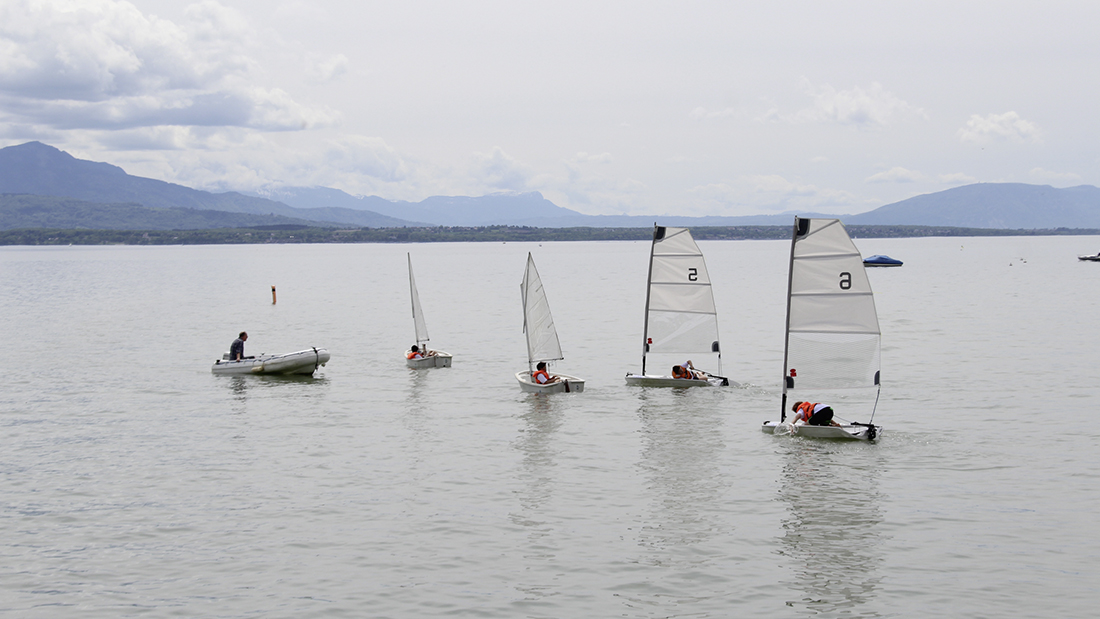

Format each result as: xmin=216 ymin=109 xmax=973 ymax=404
xmin=2 ymin=236 xmax=1098 ymax=617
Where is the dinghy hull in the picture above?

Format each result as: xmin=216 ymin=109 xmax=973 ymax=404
xmin=212 ymin=348 xmax=330 ymax=376
xmin=761 ymin=421 xmax=878 ymax=440
xmin=406 ymin=351 xmax=453 ymax=369
xmin=624 ymin=373 xmax=726 ymax=387
xmin=515 ymin=371 xmax=585 ymax=393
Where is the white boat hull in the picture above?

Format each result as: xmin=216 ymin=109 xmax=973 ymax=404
xmin=212 ymin=348 xmax=330 ymax=376
xmin=624 ymin=373 xmax=727 ymax=387
xmin=761 ymin=420 xmax=879 ymax=440
xmin=515 ymin=371 xmax=585 ymax=393
xmin=405 ymin=351 xmax=453 ymax=369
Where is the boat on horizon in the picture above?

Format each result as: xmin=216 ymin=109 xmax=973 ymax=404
xmin=863 ymin=254 xmax=903 ymax=267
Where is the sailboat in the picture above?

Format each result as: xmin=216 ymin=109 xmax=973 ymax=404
xmin=762 ymin=218 xmax=882 ymax=440
xmin=515 ymin=253 xmax=585 ymax=393
xmin=405 ymin=253 xmax=453 ymax=369
xmin=625 ymin=225 xmax=730 ymax=387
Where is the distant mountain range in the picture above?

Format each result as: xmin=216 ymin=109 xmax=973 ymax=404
xmin=2 ymin=141 xmax=1100 ymax=231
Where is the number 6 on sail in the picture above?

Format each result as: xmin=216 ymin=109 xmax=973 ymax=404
xmin=762 ymin=217 xmax=883 ymax=440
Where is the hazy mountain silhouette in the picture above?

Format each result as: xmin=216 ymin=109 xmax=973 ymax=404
xmin=0 ymin=142 xmax=423 ymax=228
xmin=3 ymin=141 xmax=1100 ymax=230
xmin=846 ymin=183 xmax=1100 ymax=228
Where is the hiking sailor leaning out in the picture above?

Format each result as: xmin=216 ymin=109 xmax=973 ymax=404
xmin=790 ymin=401 xmax=840 ymax=426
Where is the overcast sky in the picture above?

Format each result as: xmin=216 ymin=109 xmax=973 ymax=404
xmin=2 ymin=0 xmax=1097 ymax=216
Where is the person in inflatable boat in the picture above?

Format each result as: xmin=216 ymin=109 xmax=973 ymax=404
xmin=229 ymin=331 xmax=250 ymax=361
xmin=532 ymin=361 xmax=560 ymax=384
xmin=790 ymin=401 xmax=840 ymax=426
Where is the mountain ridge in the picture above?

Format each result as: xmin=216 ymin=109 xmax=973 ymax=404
xmin=3 ymin=141 xmax=1100 ymax=230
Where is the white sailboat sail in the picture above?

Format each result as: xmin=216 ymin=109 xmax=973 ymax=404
xmin=781 ymin=217 xmax=881 ymax=419
xmin=640 ymin=225 xmax=722 ymax=375
xmin=521 ymin=253 xmax=563 ymax=368
xmin=408 ymin=253 xmax=429 ymax=347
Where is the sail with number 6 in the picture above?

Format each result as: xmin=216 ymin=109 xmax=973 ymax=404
xmin=771 ymin=217 xmax=881 ymax=439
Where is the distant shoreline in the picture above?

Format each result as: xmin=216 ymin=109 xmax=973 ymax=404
xmin=2 ymin=224 xmax=1099 ymax=246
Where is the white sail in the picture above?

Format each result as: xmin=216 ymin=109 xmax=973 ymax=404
xmin=783 ymin=218 xmax=880 ymax=394
xmin=408 ymin=253 xmax=429 ymax=346
xmin=640 ymin=226 xmax=722 ymax=374
xmin=521 ymin=253 xmax=563 ymax=366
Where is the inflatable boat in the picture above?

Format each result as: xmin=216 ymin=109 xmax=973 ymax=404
xmin=212 ymin=347 xmax=330 ymax=376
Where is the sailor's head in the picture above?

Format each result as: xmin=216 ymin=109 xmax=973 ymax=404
xmin=536 ymin=362 xmax=547 ymax=371
xmin=791 ymin=401 xmax=803 ymax=412
xmin=410 ymin=345 xmax=419 ymax=352
xmin=239 ymin=331 xmax=247 ymax=340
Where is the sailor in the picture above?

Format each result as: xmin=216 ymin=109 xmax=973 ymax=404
xmin=672 ymin=360 xmax=704 ymax=380
xmin=791 ymin=401 xmax=840 ymax=426
xmin=532 ymin=361 xmax=559 ymax=384
xmin=230 ymin=331 xmax=248 ymax=361
xmin=407 ymin=345 xmax=424 ymax=360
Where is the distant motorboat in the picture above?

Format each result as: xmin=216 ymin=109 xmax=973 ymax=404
xmin=863 ymin=254 xmax=903 ymax=267
xmin=1078 ymin=252 xmax=1100 ymax=262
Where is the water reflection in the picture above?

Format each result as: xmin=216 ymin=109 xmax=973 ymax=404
xmin=510 ymin=394 xmax=564 ymax=601
xmin=512 ymin=394 xmax=562 ymax=521
xmin=776 ymin=440 xmax=885 ymax=616
xmin=218 ymin=374 xmax=328 ymax=414
xmin=635 ymin=389 xmax=727 ymax=557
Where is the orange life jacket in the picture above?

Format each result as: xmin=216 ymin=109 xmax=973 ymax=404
xmin=795 ymin=401 xmax=818 ymax=422
xmin=407 ymin=351 xmax=423 ymax=359
xmin=533 ymin=369 xmax=551 ymax=384
xmin=672 ymin=365 xmax=687 ymax=378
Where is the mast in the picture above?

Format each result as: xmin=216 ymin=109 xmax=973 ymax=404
xmin=780 ymin=217 xmax=806 ymax=421
xmin=640 ymin=224 xmax=661 ymax=376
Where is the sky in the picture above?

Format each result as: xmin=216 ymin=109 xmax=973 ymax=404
xmin=1 ymin=0 xmax=1098 ymax=217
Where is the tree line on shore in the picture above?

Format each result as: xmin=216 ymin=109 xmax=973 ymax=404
xmin=2 ymin=224 xmax=1098 ymax=246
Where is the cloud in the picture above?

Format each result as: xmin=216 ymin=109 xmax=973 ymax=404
xmin=957 ymin=112 xmax=1041 ymax=143
xmin=689 ymin=106 xmax=738 ymax=121
xmin=865 ymin=166 xmax=925 ymax=184
xmin=308 ymin=54 xmax=350 ymax=83
xmin=1029 ymin=167 xmax=1081 ymax=184
xmin=0 ymin=0 xmax=336 ymax=133
xmin=938 ymin=172 xmax=978 ymax=185
xmin=571 ymin=151 xmax=612 ymax=164
xmin=687 ymin=174 xmax=858 ymax=215
xmin=766 ymin=80 xmax=927 ymax=129
xmin=469 ymin=147 xmax=533 ymax=192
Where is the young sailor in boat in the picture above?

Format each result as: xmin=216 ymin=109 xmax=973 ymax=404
xmin=532 ymin=361 xmax=560 ymax=385
xmin=229 ymin=331 xmax=251 ymax=361
xmin=672 ymin=360 xmax=705 ymax=380
xmin=790 ymin=401 xmax=841 ymax=426
xmin=407 ymin=345 xmax=437 ymax=360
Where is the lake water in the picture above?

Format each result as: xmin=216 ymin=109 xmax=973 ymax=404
xmin=2 ymin=234 xmax=1099 ymax=617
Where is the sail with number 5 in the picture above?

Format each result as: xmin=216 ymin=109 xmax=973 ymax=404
xmin=763 ymin=217 xmax=881 ymax=439
xmin=625 ymin=225 xmax=729 ymax=387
